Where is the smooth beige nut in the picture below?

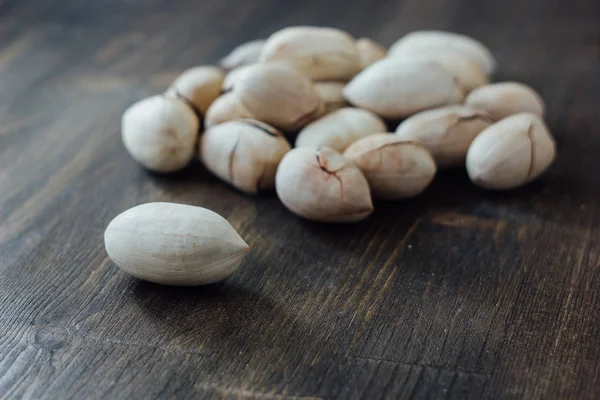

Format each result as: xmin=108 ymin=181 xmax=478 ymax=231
xmin=204 ymin=92 xmax=254 ymax=128
xmin=104 ymin=202 xmax=249 ymax=286
xmin=199 ymin=119 xmax=291 ymax=194
xmin=121 ymin=95 xmax=198 ymax=173
xmin=235 ymin=63 xmax=322 ymax=131
xmin=275 ymin=147 xmax=373 ymax=222
xmin=314 ymin=81 xmax=348 ymax=116
xmin=389 ymin=30 xmax=496 ymax=75
xmin=465 ymin=82 xmax=545 ymax=121
xmin=344 ymin=134 xmax=436 ymax=199
xmin=356 ymin=37 xmax=387 ymax=68
xmin=466 ymin=113 xmax=556 ymax=190
xmin=260 ymin=26 xmax=362 ymax=81
xmin=296 ymin=107 xmax=386 ymax=152
xmin=389 ymin=51 xmax=488 ymax=92
xmin=220 ymin=39 xmax=265 ymax=71
xmin=222 ymin=65 xmax=253 ymax=92
xmin=343 ymin=58 xmax=464 ymax=119
xmin=167 ymin=66 xmax=224 ymax=115
xmin=395 ymin=106 xmax=492 ymax=168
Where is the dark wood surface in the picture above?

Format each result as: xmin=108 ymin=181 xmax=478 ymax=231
xmin=1 ymin=0 xmax=600 ymax=398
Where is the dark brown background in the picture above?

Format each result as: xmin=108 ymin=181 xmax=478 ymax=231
xmin=1 ymin=0 xmax=599 ymax=398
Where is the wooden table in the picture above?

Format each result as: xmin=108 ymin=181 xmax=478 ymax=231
xmin=1 ymin=0 xmax=599 ymax=398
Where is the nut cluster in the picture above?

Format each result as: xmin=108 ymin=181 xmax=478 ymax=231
xmin=113 ymin=27 xmax=558 ymax=284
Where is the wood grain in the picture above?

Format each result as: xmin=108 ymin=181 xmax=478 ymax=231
xmin=1 ymin=0 xmax=600 ymax=398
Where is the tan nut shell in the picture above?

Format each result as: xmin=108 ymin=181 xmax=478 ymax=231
xmin=167 ymin=66 xmax=225 ymax=114
xmin=275 ymin=147 xmax=373 ymax=222
xmin=356 ymin=37 xmax=387 ymax=68
xmin=235 ymin=63 xmax=322 ymax=131
xmin=295 ymin=107 xmax=386 ymax=152
xmin=344 ymin=134 xmax=437 ymax=199
xmin=121 ymin=95 xmax=199 ymax=173
xmin=260 ymin=26 xmax=362 ymax=81
xmin=104 ymin=202 xmax=249 ymax=286
xmin=222 ymin=65 xmax=253 ymax=92
xmin=199 ymin=119 xmax=291 ymax=194
xmin=465 ymin=82 xmax=545 ymax=121
xmin=389 ymin=30 xmax=496 ymax=75
xmin=395 ymin=106 xmax=492 ymax=168
xmin=389 ymin=51 xmax=488 ymax=92
xmin=220 ymin=40 xmax=265 ymax=71
xmin=466 ymin=113 xmax=556 ymax=190
xmin=204 ymin=92 xmax=254 ymax=128
xmin=343 ymin=59 xmax=464 ymax=119
xmin=314 ymin=81 xmax=348 ymax=116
